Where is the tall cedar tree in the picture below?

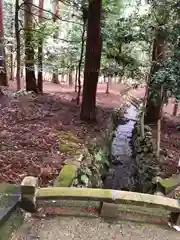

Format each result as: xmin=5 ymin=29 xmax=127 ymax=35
xmin=15 ymin=0 xmax=21 ymax=89
xmin=145 ymin=27 xmax=166 ymax=123
xmin=52 ymin=0 xmax=60 ymax=84
xmin=37 ymin=0 xmax=44 ymax=92
xmin=10 ymin=1 xmax=14 ymax=81
xmin=80 ymin=0 xmax=102 ymax=122
xmin=24 ymin=0 xmax=37 ymax=92
xmin=0 ymin=0 xmax=7 ymax=86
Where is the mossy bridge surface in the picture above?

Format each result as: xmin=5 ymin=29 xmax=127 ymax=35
xmin=0 ymin=177 xmax=180 ymax=239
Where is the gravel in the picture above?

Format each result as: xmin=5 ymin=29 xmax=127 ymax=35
xmin=11 ymin=216 xmax=180 ymax=240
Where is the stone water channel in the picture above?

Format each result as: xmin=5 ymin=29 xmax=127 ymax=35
xmin=104 ymin=104 xmax=138 ymax=191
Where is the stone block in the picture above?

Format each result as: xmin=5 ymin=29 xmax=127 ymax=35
xmin=37 ymin=199 xmax=100 ymax=217
xmin=159 ymin=174 xmax=180 ymax=194
xmin=169 ymin=212 xmax=180 ymax=225
xmin=100 ymin=202 xmax=119 ymax=218
xmin=20 ymin=176 xmax=38 ymax=213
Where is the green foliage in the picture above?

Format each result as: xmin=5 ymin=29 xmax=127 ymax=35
xmin=3 ymin=0 xmax=180 ymax=92
xmin=80 ymin=174 xmax=89 ymax=185
xmin=152 ymin=57 xmax=180 ymax=100
xmin=34 ymin=21 xmax=57 ymax=43
xmin=147 ymin=0 xmax=180 ymax=101
xmin=94 ymin=148 xmax=109 ymax=167
xmin=101 ymin=0 xmax=150 ymax=79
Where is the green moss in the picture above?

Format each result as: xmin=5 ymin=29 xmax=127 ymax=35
xmin=0 ymin=184 xmax=24 ymax=240
xmin=159 ymin=175 xmax=180 ymax=190
xmin=54 ymin=164 xmax=77 ymax=187
xmin=0 ymin=184 xmax=20 ymax=208
xmin=0 ymin=183 xmax=18 ymax=194
xmin=38 ymin=187 xmax=113 ymax=199
xmin=59 ymin=138 xmax=81 ymax=153
xmin=0 ymin=209 xmax=24 ymax=240
xmin=59 ymin=143 xmax=75 ymax=153
xmin=59 ymin=131 xmax=80 ymax=143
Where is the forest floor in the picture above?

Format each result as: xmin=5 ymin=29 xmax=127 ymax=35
xmin=152 ymin=100 xmax=180 ymax=176
xmin=0 ymin=81 xmax=143 ymax=185
xmin=0 ymin=81 xmax=179 ymax=185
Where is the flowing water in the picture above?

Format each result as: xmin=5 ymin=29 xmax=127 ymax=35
xmin=104 ymin=105 xmax=138 ymax=190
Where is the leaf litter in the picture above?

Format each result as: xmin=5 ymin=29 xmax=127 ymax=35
xmin=0 ymin=90 xmax=111 ymax=186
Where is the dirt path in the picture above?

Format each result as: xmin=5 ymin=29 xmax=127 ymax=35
xmin=11 ymin=216 xmax=180 ymax=240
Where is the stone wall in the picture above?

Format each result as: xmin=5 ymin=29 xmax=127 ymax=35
xmin=55 ymin=106 xmax=130 ymax=189
xmin=131 ymin=123 xmax=161 ymax=193
xmin=55 ymin=112 xmax=115 ymax=188
xmin=73 ymin=115 xmax=114 ymax=188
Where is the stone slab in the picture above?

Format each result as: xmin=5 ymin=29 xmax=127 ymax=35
xmin=0 ymin=184 xmax=22 ymax=239
xmin=0 ymin=209 xmax=23 ymax=240
xmin=36 ymin=187 xmax=180 ymax=212
xmin=37 ymin=200 xmax=100 ymax=217
xmin=100 ymin=203 xmax=168 ymax=224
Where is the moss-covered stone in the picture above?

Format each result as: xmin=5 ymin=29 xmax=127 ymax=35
xmin=59 ymin=135 xmax=81 ymax=153
xmin=0 ymin=183 xmax=19 ymax=193
xmin=0 ymin=183 xmax=20 ymax=207
xmin=159 ymin=175 xmax=180 ymax=194
xmin=132 ymin=123 xmax=160 ymax=193
xmin=0 ymin=209 xmax=24 ymax=240
xmin=59 ymin=143 xmax=75 ymax=153
xmin=54 ymin=165 xmax=77 ymax=187
xmin=0 ymin=183 xmax=24 ymax=240
xmin=37 ymin=187 xmax=113 ymax=199
xmin=59 ymin=131 xmax=80 ymax=143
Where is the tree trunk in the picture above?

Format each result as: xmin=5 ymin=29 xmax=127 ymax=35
xmin=77 ymin=20 xmax=86 ymax=105
xmin=80 ymin=0 xmax=102 ymax=122
xmin=61 ymin=73 xmax=64 ymax=82
xmin=0 ymin=0 xmax=7 ymax=86
xmin=106 ymin=75 xmax=111 ymax=94
xmin=51 ymin=0 xmax=59 ymax=84
xmin=145 ymin=28 xmax=165 ymax=124
xmin=156 ymin=86 xmax=163 ymax=158
xmin=68 ymin=72 xmax=73 ymax=86
xmin=37 ymin=0 xmax=44 ymax=93
xmin=15 ymin=0 xmax=21 ymax=90
xmin=24 ymin=0 xmax=37 ymax=92
xmin=10 ymin=1 xmax=14 ymax=81
xmin=75 ymin=66 xmax=78 ymax=92
xmin=173 ymin=100 xmax=178 ymax=116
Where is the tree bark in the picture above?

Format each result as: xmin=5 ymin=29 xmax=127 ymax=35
xmin=68 ymin=72 xmax=73 ymax=86
xmin=10 ymin=1 xmax=14 ymax=81
xmin=51 ymin=0 xmax=59 ymax=84
xmin=15 ymin=0 xmax=21 ymax=90
xmin=37 ymin=0 xmax=44 ymax=93
xmin=145 ymin=27 xmax=165 ymax=124
xmin=75 ymin=66 xmax=78 ymax=92
xmin=80 ymin=0 xmax=102 ymax=122
xmin=24 ymin=0 xmax=37 ymax=92
xmin=61 ymin=72 xmax=64 ymax=82
xmin=173 ymin=100 xmax=178 ymax=116
xmin=77 ymin=20 xmax=86 ymax=105
xmin=156 ymin=86 xmax=163 ymax=158
xmin=0 ymin=0 xmax=7 ymax=86
xmin=106 ymin=75 xmax=111 ymax=94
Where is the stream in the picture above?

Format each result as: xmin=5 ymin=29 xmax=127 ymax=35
xmin=104 ymin=104 xmax=138 ymax=191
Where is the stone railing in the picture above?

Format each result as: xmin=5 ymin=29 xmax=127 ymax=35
xmin=20 ymin=176 xmax=180 ymax=226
